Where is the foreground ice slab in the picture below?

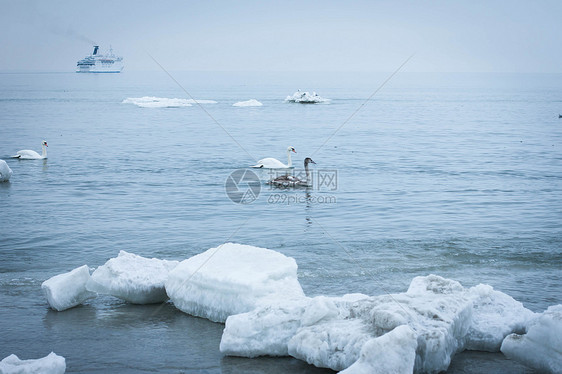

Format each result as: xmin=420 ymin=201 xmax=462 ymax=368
xmin=41 ymin=265 xmax=96 ymax=311
xmin=166 ymin=243 xmax=305 ymax=323
xmin=285 ymin=91 xmax=329 ymax=103
xmin=87 ymin=251 xmax=179 ymax=304
xmin=501 ymin=304 xmax=562 ymax=373
xmin=0 ymin=352 xmax=65 ymax=374
xmin=233 ymin=99 xmax=263 ymax=107
xmin=221 ymin=275 xmax=535 ymax=373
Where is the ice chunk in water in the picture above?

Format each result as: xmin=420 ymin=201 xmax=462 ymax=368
xmin=166 ymin=243 xmax=305 ymax=322
xmin=233 ymin=99 xmax=263 ymax=107
xmin=285 ymin=91 xmax=329 ymax=103
xmin=464 ymin=283 xmax=536 ymax=351
xmin=501 ymin=304 xmax=562 ymax=373
xmin=0 ymin=352 xmax=66 ymax=374
xmin=86 ymin=251 xmax=179 ymax=304
xmin=41 ymin=265 xmax=96 ymax=311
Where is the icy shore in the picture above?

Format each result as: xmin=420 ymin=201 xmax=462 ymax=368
xmin=39 ymin=244 xmax=559 ymax=373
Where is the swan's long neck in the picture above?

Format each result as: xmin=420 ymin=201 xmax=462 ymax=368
xmin=286 ymin=150 xmax=293 ymax=167
xmin=304 ymin=162 xmax=311 ymax=184
xmin=42 ymin=144 xmax=47 ymax=158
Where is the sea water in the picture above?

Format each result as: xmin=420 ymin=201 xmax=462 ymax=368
xmin=0 ymin=71 xmax=560 ymax=373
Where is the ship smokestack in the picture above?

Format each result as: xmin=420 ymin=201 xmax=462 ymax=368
xmin=93 ymin=46 xmax=99 ymax=55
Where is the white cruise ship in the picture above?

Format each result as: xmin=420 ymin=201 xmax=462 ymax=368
xmin=76 ymin=46 xmax=124 ymax=73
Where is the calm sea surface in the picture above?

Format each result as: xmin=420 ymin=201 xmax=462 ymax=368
xmin=0 ymin=71 xmax=560 ymax=373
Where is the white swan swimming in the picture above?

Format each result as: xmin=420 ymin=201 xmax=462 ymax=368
xmin=251 ymin=146 xmax=296 ymax=169
xmin=268 ymin=158 xmax=316 ymax=188
xmin=0 ymin=160 xmax=12 ymax=182
xmin=12 ymin=140 xmax=48 ymax=159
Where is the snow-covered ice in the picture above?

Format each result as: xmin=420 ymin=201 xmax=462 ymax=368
xmin=86 ymin=251 xmax=179 ymax=304
xmin=41 ymin=265 xmax=96 ymax=311
xmin=122 ymin=97 xmax=217 ymax=108
xmin=464 ymin=283 xmax=535 ymax=351
xmin=221 ymin=274 xmax=537 ymax=373
xmin=0 ymin=352 xmax=65 ymax=374
xmin=501 ymin=304 xmax=562 ymax=373
xmin=340 ymin=325 xmax=417 ymax=374
xmin=233 ymin=99 xmax=263 ymax=107
xmin=285 ymin=91 xmax=329 ymax=103
xmin=165 ymin=243 xmax=305 ymax=323
xmin=0 ymin=160 xmax=12 ymax=182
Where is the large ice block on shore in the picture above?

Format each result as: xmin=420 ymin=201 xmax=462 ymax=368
xmin=464 ymin=284 xmax=535 ymax=351
xmin=0 ymin=352 xmax=65 ymax=374
xmin=501 ymin=304 xmax=562 ymax=374
xmin=221 ymin=274 xmax=537 ymax=373
xmin=222 ymin=275 xmax=473 ymax=373
xmin=165 ymin=243 xmax=305 ymax=322
xmin=41 ymin=265 xmax=96 ymax=311
xmin=86 ymin=251 xmax=179 ymax=304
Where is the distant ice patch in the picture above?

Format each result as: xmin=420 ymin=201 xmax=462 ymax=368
xmin=165 ymin=243 xmax=305 ymax=323
xmin=0 ymin=352 xmax=66 ymax=374
xmin=501 ymin=304 xmax=562 ymax=373
xmin=233 ymin=99 xmax=263 ymax=107
xmin=42 ymin=265 xmax=96 ymax=311
xmin=86 ymin=251 xmax=179 ymax=304
xmin=285 ymin=91 xmax=329 ymax=103
xmin=122 ymin=96 xmax=217 ymax=108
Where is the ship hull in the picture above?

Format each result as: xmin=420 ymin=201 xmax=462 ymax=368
xmin=76 ymin=46 xmax=124 ymax=73
xmin=76 ymin=69 xmax=123 ymax=73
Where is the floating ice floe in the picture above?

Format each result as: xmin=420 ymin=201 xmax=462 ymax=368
xmin=220 ymin=274 xmax=536 ymax=373
xmin=86 ymin=251 xmax=179 ymax=304
xmin=285 ymin=91 xmax=330 ymax=103
xmin=122 ymin=96 xmax=217 ymax=108
xmin=0 ymin=352 xmax=66 ymax=374
xmin=501 ymin=304 xmax=562 ymax=374
xmin=0 ymin=160 xmax=12 ymax=182
xmin=232 ymin=99 xmax=263 ymax=107
xmin=165 ymin=243 xmax=305 ymax=323
xmin=42 ymin=265 xmax=96 ymax=311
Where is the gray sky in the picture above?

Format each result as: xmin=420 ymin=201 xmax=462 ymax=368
xmin=1 ymin=0 xmax=560 ymax=72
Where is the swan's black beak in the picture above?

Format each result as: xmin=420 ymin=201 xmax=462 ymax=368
xmin=292 ymin=149 xmax=297 ymax=153
xmin=311 ymin=159 xmax=316 ymax=164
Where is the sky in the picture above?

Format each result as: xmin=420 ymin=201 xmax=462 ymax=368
xmin=0 ymin=0 xmax=560 ymax=73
